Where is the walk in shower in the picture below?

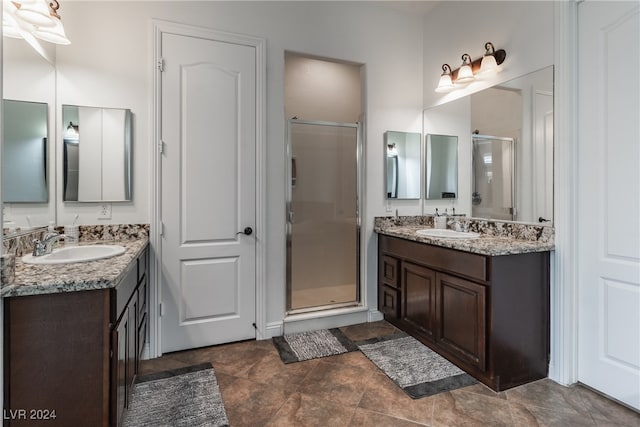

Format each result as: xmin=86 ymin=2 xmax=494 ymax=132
xmin=286 ymin=119 xmax=361 ymax=314
xmin=471 ymin=135 xmax=516 ymax=221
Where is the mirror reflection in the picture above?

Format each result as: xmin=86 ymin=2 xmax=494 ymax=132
xmin=426 ymin=134 xmax=458 ymax=200
xmin=62 ymin=105 xmax=133 ymax=202
xmin=424 ymin=65 xmax=553 ymax=224
xmin=384 ymin=131 xmax=420 ymax=199
xmin=2 ymin=100 xmax=49 ymax=203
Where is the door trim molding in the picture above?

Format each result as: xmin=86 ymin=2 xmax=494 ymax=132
xmin=150 ymin=19 xmax=267 ymax=356
xmin=550 ymin=0 xmax=579 ymax=386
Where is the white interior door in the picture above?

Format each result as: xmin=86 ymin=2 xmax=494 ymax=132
xmin=577 ymin=1 xmax=640 ymax=410
xmin=160 ymin=30 xmax=257 ymax=353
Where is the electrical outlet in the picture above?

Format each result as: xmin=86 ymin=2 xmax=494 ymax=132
xmin=98 ymin=203 xmax=112 ymax=220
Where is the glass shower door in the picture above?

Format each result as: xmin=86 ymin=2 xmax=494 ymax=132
xmin=472 ymin=135 xmax=516 ymax=221
xmin=286 ymin=120 xmax=360 ymax=313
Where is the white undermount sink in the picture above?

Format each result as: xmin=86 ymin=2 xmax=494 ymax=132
xmin=22 ymin=244 xmax=126 ymax=265
xmin=416 ymin=229 xmax=481 ymax=239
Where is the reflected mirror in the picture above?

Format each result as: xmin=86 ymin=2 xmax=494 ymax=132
xmin=423 ymin=65 xmax=553 ymax=224
xmin=2 ymin=100 xmax=49 ymax=203
xmin=62 ymin=105 xmax=132 ymax=202
xmin=426 ymin=134 xmax=458 ymax=200
xmin=384 ymin=131 xmax=420 ymax=199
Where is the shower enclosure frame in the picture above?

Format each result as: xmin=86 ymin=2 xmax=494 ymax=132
xmin=471 ymin=134 xmax=517 ymax=221
xmin=285 ymin=119 xmax=363 ymax=315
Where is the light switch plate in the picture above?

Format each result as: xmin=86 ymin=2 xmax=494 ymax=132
xmin=98 ymin=203 xmax=112 ymax=220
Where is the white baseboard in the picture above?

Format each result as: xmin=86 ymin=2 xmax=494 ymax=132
xmin=368 ymin=310 xmax=384 ymax=322
xmin=260 ymin=321 xmax=284 ymax=340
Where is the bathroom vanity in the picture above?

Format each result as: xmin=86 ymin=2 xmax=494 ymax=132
xmin=2 ymin=238 xmax=148 ymax=427
xmin=376 ymin=221 xmax=553 ymax=392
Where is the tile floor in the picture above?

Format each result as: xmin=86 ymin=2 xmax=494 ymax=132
xmin=140 ymin=321 xmax=639 ymax=427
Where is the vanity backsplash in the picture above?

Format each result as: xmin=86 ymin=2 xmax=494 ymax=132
xmin=374 ymin=215 xmax=554 ymax=243
xmin=2 ymin=224 xmax=150 ymax=257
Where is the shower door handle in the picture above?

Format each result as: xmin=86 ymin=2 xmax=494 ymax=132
xmin=237 ymin=227 xmax=253 ymax=236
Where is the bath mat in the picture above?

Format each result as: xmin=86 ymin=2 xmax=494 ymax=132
xmin=123 ymin=363 xmax=229 ymax=427
xmin=356 ymin=332 xmax=477 ymax=399
xmin=273 ymin=328 xmax=358 ymax=363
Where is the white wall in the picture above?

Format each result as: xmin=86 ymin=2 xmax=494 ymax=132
xmin=55 ymin=1 xmax=424 ymax=328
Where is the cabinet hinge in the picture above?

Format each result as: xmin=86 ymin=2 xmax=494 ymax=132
xmin=157 ymin=58 xmax=165 ymax=72
xmin=110 ymin=350 xmax=113 ymax=358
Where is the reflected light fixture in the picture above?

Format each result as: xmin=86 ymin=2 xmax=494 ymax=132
xmin=434 ymin=42 xmax=506 ymax=93
xmin=2 ymin=0 xmax=70 ymax=45
xmin=435 ymin=64 xmax=454 ymax=93
xmin=387 ymin=143 xmax=398 ymax=157
xmin=65 ymin=121 xmax=79 ymax=138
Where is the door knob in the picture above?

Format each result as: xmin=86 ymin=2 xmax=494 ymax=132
xmin=538 ymin=217 xmax=550 ymax=223
xmin=237 ymin=227 xmax=253 ymax=236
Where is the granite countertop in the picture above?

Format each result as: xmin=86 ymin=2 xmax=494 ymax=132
xmin=376 ymin=225 xmax=554 ymax=256
xmin=1 ymin=238 xmax=148 ymax=298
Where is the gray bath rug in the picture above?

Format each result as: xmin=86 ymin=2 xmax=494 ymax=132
xmin=123 ymin=363 xmax=229 ymax=427
xmin=357 ymin=332 xmax=477 ymax=399
xmin=273 ymin=328 xmax=358 ymax=363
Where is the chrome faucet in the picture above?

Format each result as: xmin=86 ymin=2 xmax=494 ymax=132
xmin=32 ymin=232 xmax=67 ymax=257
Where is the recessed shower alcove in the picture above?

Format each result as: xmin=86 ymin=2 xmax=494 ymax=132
xmin=284 ymin=52 xmax=364 ymax=315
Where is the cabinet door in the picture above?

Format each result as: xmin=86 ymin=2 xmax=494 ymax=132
xmin=112 ymin=313 xmax=128 ymax=426
xmin=127 ymin=296 xmax=137 ymax=387
xmin=401 ymin=262 xmax=436 ymax=340
xmin=436 ymin=273 xmax=486 ymax=371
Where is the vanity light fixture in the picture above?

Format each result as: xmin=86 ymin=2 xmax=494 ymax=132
xmin=456 ymin=54 xmax=475 ymax=83
xmin=65 ymin=121 xmax=79 ymax=139
xmin=435 ymin=64 xmax=455 ymax=93
xmin=434 ymin=42 xmax=506 ymax=93
xmin=2 ymin=0 xmax=70 ymax=45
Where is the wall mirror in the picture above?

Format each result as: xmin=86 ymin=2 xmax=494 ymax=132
xmin=62 ymin=105 xmax=133 ymax=202
xmin=2 ymin=100 xmax=49 ymax=203
xmin=425 ymin=134 xmax=458 ymax=200
xmin=384 ymin=131 xmax=421 ymax=199
xmin=2 ymin=37 xmax=56 ymax=235
xmin=424 ymin=65 xmax=554 ymax=225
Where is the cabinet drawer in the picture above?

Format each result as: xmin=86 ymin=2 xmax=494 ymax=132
xmin=379 ymin=284 xmax=400 ymax=319
xmin=380 ymin=255 xmax=400 ymax=288
xmin=380 ymin=235 xmax=488 ymax=282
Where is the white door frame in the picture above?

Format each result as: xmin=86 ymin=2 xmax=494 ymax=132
xmin=150 ymin=19 xmax=266 ymax=357
xmin=551 ymin=0 xmax=579 ymax=386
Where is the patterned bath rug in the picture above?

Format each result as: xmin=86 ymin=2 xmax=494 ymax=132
xmin=356 ymin=332 xmax=477 ymax=399
xmin=273 ymin=328 xmax=358 ymax=363
xmin=123 ymin=363 xmax=229 ymax=427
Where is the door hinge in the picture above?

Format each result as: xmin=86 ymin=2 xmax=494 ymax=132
xmin=159 ymin=302 xmax=164 ymax=317
xmin=158 ymin=140 xmax=166 ymax=155
xmin=157 ymin=58 xmax=165 ymax=72
xmin=160 ymin=222 xmax=165 ymax=237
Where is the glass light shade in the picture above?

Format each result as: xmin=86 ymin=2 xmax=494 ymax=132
xmin=456 ymin=64 xmax=474 ymax=83
xmin=479 ymin=54 xmax=498 ymax=75
xmin=32 ymin=17 xmax=70 ymax=44
xmin=3 ymin=4 xmax=24 ymax=38
xmin=13 ymin=0 xmax=57 ymax=28
xmin=435 ymin=73 xmax=454 ymax=93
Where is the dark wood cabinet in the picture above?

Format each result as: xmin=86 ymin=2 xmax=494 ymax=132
xmin=401 ymin=262 xmax=436 ymax=341
xmin=378 ymin=234 xmax=549 ymax=391
xmin=4 ymin=245 xmax=149 ymax=427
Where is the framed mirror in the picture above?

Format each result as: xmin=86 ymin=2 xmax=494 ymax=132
xmin=384 ymin=131 xmax=421 ymax=199
xmin=62 ymin=105 xmax=133 ymax=202
xmin=423 ymin=65 xmax=553 ymax=225
xmin=425 ymin=134 xmax=458 ymax=200
xmin=2 ymin=100 xmax=49 ymax=203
